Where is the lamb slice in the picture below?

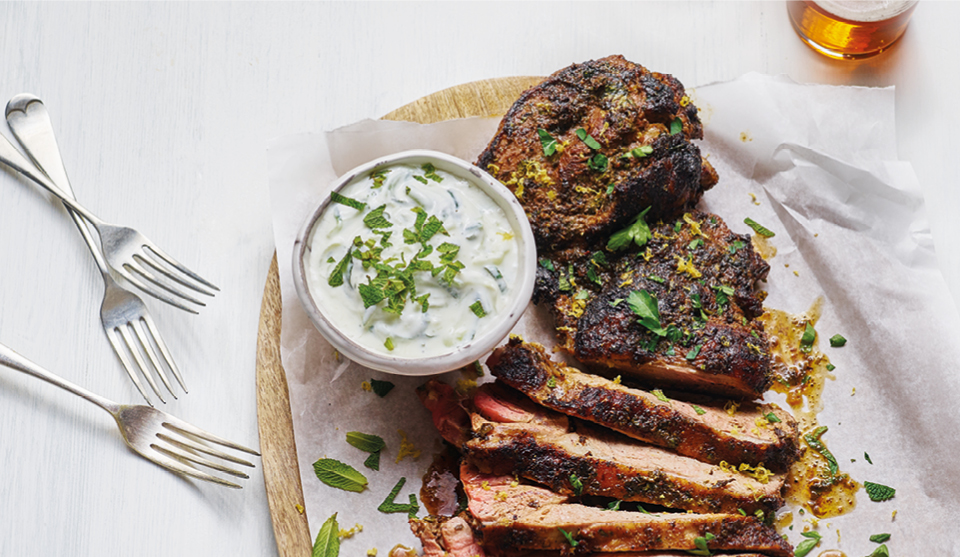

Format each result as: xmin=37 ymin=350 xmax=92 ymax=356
xmin=462 ymin=463 xmax=791 ymax=557
xmin=410 ymin=515 xmax=488 ymax=557
xmin=487 ymin=338 xmax=799 ymax=472
xmin=465 ymin=386 xmax=784 ymax=515
xmin=417 ymin=379 xmax=471 ymax=447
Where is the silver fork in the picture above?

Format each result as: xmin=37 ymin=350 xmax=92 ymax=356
xmin=5 ymin=95 xmax=184 ymax=404
xmin=0 ymin=341 xmax=259 ymax=488
xmin=0 ymin=107 xmax=217 ymax=312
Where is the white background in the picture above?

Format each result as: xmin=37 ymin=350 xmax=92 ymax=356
xmin=0 ymin=2 xmax=956 ymax=556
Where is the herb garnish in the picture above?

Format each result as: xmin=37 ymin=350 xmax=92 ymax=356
xmin=826 ymin=363 xmax=836 ymax=371
xmin=728 ymin=239 xmax=745 ymax=254
xmin=346 ymin=432 xmax=386 ymax=453
xmin=793 ymin=530 xmax=822 ymax=557
xmin=588 ymin=153 xmax=608 ymax=172
xmin=363 ymin=451 xmax=381 ymax=471
xmin=829 ymin=334 xmax=847 ymax=347
xmin=575 ymin=128 xmax=602 ymax=149
xmin=868 ymin=544 xmax=890 ymax=557
xmin=330 ymin=191 xmax=366 ymax=211
xmin=421 ymin=162 xmax=443 ymax=183
xmin=652 ymin=389 xmax=670 ymax=403
xmin=370 ymin=168 xmax=390 ymax=189
xmin=869 ymin=533 xmax=891 ymax=543
xmin=569 ymin=473 xmax=583 ymax=496
xmin=744 ymin=217 xmax=775 ymax=237
xmin=864 ymin=452 xmax=873 ymax=465
xmin=630 ymin=145 xmax=653 ymax=158
xmin=606 ymin=499 xmax=621 ymax=511
xmin=313 ymin=458 xmax=368 ymax=492
xmin=800 ymin=322 xmax=816 ymax=354
xmin=803 ymin=426 xmax=838 ymax=476
xmin=362 ymin=204 xmax=392 ymax=229
xmin=312 ymin=513 xmax=340 ymax=557
xmin=765 ymin=412 xmax=781 ymax=423
xmin=669 ymin=118 xmax=683 ymax=136
xmin=537 ymin=128 xmax=559 ymax=156
xmin=608 ymin=207 xmax=652 ymax=251
xmin=627 ymin=290 xmax=666 ymax=336
xmin=327 ymin=250 xmax=353 ymax=287
xmin=378 ymin=477 xmax=420 ymax=518
xmin=558 ymin=528 xmax=579 ymax=548
xmin=692 ymin=405 xmax=707 ymax=415
xmin=370 ymin=379 xmax=395 ymax=397
xmin=686 ymin=532 xmax=716 ymax=555
xmin=539 ymin=258 xmax=555 ymax=272
xmin=864 ymin=481 xmax=896 ymax=502
xmin=383 ymin=337 xmax=395 ymax=351
xmin=686 ymin=344 xmax=703 ymax=361
xmin=469 ymin=300 xmax=487 ymax=318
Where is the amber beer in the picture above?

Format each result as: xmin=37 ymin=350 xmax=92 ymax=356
xmin=787 ymin=1 xmax=918 ymax=60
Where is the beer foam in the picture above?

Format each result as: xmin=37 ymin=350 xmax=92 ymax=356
xmin=813 ymin=0 xmax=916 ymax=22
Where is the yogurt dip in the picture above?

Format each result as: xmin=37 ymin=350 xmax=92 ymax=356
xmin=303 ymin=161 xmax=521 ymax=358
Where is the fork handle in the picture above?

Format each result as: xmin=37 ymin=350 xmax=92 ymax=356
xmin=4 ymin=95 xmax=111 ymax=275
xmin=0 ymin=129 xmax=104 ymax=228
xmin=0 ymin=341 xmax=119 ymax=414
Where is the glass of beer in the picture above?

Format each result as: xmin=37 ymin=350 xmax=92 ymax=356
xmin=787 ymin=1 xmax=918 ymax=60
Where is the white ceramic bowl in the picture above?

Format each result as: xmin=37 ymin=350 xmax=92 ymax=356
xmin=292 ymin=150 xmax=536 ymax=376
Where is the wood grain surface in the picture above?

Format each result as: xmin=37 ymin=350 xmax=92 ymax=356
xmin=254 ymin=75 xmax=542 ymax=557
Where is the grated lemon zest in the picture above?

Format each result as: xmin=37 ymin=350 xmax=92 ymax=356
xmin=395 ymin=429 xmax=421 ymax=463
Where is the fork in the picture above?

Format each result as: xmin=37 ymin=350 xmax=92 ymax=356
xmin=0 ymin=109 xmax=218 ymax=312
xmin=0 ymin=341 xmax=259 ymax=488
xmin=5 ymin=95 xmax=184 ymax=404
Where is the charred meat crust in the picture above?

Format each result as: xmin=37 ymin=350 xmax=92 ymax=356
xmin=537 ymin=211 xmax=772 ymax=399
xmin=476 ymin=55 xmax=717 ymax=251
xmin=486 ymin=339 xmax=800 ymax=472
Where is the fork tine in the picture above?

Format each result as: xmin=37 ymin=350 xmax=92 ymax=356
xmin=122 ymin=263 xmax=208 ymax=307
xmin=143 ymin=244 xmax=220 ymax=292
xmin=162 ymin=421 xmax=261 ymax=456
xmin=131 ymin=319 xmax=176 ymax=396
xmin=141 ymin=313 xmax=187 ymax=392
xmin=134 ymin=252 xmax=217 ymax=297
xmin=157 ymin=432 xmax=255 ymax=467
xmin=106 ymin=329 xmax=153 ymax=406
xmin=144 ymin=447 xmax=244 ymax=489
xmin=157 ymin=433 xmax=254 ymax=472
xmin=116 ymin=267 xmax=200 ymax=314
xmin=118 ymin=325 xmax=167 ymax=403
xmin=153 ymin=442 xmax=250 ymax=477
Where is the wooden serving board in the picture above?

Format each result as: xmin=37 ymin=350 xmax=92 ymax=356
xmin=254 ymin=76 xmax=542 ymax=557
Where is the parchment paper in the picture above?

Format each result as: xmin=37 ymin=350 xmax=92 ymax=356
xmin=267 ymin=74 xmax=956 ymax=556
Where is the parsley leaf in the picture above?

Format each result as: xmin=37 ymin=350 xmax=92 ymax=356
xmin=607 ymin=207 xmax=652 ymax=251
xmin=744 ymin=217 xmax=775 ymax=237
xmin=538 ymin=128 xmax=559 ymax=156
xmin=313 ymin=458 xmax=368 ymax=492
xmin=312 ymin=513 xmax=340 ymax=557
xmin=575 ymin=128 xmax=601 ymax=149
xmin=864 ymin=481 xmax=896 ymax=502
xmin=626 ymin=290 xmax=666 ymax=336
xmin=829 ymin=334 xmax=847 ymax=347
xmin=330 ymin=191 xmax=366 ymax=211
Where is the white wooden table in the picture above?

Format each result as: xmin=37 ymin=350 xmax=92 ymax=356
xmin=0 ymin=2 xmax=956 ymax=556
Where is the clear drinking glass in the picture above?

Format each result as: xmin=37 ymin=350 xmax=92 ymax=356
xmin=787 ymin=1 xmax=918 ymax=60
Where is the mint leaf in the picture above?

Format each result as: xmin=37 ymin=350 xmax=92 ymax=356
xmin=870 ymin=533 xmax=891 ymax=543
xmin=575 ymin=128 xmax=601 ymax=149
xmin=330 ymin=191 xmax=366 ymax=211
xmin=370 ymin=168 xmax=390 ymax=189
xmin=378 ymin=477 xmax=420 ymax=518
xmin=631 ymin=145 xmax=653 ymax=158
xmin=606 ymin=500 xmax=621 ymax=511
xmin=313 ymin=458 xmax=368 ymax=492
xmin=794 ymin=530 xmax=822 ymax=557
xmin=804 ymin=426 xmax=838 ymax=476
xmin=539 ymin=258 xmax=555 ymax=272
xmin=669 ymin=118 xmax=683 ymax=136
xmin=346 ymin=431 xmax=386 ymax=453
xmin=421 ymin=162 xmax=443 ymax=183
xmin=864 ymin=481 xmax=896 ymax=502
xmin=829 ymin=334 xmax=847 ymax=347
xmin=312 ymin=513 xmax=340 ymax=557
xmin=538 ymin=128 xmax=559 ymax=156
xmin=685 ymin=344 xmax=703 ymax=361
xmin=607 ymin=207 xmax=652 ymax=251
xmin=363 ymin=204 xmax=392 ymax=229
xmin=765 ymin=412 xmax=782 ymax=423
xmin=800 ymin=322 xmax=816 ymax=354
xmin=370 ymin=379 xmax=395 ymax=397
xmin=588 ymin=152 xmax=608 ymax=172
xmin=626 ymin=290 xmax=665 ymax=336
xmin=363 ymin=450 xmax=381 ymax=471
xmin=868 ymin=544 xmax=890 ymax=557
xmin=327 ymin=250 xmax=353 ymax=287
xmin=744 ymin=217 xmax=775 ymax=237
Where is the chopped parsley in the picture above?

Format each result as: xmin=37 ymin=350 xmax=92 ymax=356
xmin=575 ymin=128 xmax=602 ymax=149
xmin=744 ymin=217 xmax=775 ymax=237
xmin=627 ymin=290 xmax=666 ymax=336
xmin=829 ymin=334 xmax=847 ymax=347
xmin=537 ymin=128 xmax=558 ymax=156
xmin=607 ymin=207 xmax=652 ymax=251
xmin=330 ymin=191 xmax=366 ymax=211
xmin=864 ymin=481 xmax=896 ymax=502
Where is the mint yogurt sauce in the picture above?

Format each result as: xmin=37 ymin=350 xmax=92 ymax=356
xmin=304 ymin=162 xmax=520 ymax=358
